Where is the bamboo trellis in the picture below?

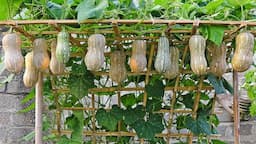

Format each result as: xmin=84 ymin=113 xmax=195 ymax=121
xmin=0 ymin=19 xmax=252 ymax=144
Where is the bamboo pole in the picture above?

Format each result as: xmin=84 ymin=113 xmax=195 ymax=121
xmin=51 ymin=130 xmax=221 ymax=138
xmin=1 ymin=19 xmax=256 ymax=26
xmin=143 ymin=42 xmax=155 ymax=106
xmin=233 ymin=71 xmax=240 ymax=144
xmin=35 ymin=72 xmax=43 ymax=144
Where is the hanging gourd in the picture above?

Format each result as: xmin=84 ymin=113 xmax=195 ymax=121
xmin=50 ymin=39 xmax=65 ymax=74
xmin=208 ymin=42 xmax=227 ymax=77
xmin=33 ymin=38 xmax=50 ymax=71
xmin=189 ymin=34 xmax=207 ymax=75
xmin=23 ymin=52 xmax=38 ymax=88
xmin=56 ymin=30 xmax=70 ymax=63
xmin=129 ymin=40 xmax=147 ymax=72
xmin=2 ymin=33 xmax=24 ymax=73
xmin=164 ymin=46 xmax=179 ymax=79
xmin=231 ymin=32 xmax=254 ymax=72
xmin=154 ymin=36 xmax=171 ymax=73
xmin=84 ymin=34 xmax=105 ymax=71
xmin=109 ymin=50 xmax=127 ymax=84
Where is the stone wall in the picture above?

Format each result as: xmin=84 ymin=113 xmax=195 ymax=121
xmin=0 ymin=29 xmax=34 ymax=144
xmin=0 ymin=72 xmax=34 ymax=144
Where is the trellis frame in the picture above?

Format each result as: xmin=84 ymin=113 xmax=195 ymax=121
xmin=0 ymin=19 xmax=253 ymax=144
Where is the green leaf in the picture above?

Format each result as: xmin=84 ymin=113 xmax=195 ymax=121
xmin=145 ymin=80 xmax=164 ymax=100
xmin=110 ymin=105 xmax=124 ymax=121
xmin=212 ymin=139 xmax=227 ymax=144
xmin=227 ymin=0 xmax=250 ymax=7
xmin=132 ymin=114 xmax=164 ymax=140
xmin=76 ymin=0 xmax=108 ymax=22
xmin=121 ymin=94 xmax=137 ymax=107
xmin=204 ymin=0 xmax=224 ymax=14
xmin=68 ymin=62 xmax=95 ymax=99
xmin=176 ymin=115 xmax=187 ymax=130
xmin=221 ymin=77 xmax=234 ymax=95
xmin=96 ymin=108 xmax=118 ymax=131
xmin=123 ymin=106 xmax=145 ymax=125
xmin=21 ymin=89 xmax=35 ymax=104
xmin=201 ymin=25 xmax=226 ymax=46
xmin=207 ymin=74 xmax=226 ymax=94
xmin=182 ymin=93 xmax=194 ymax=109
xmin=0 ymin=0 xmax=23 ymax=20
xmin=19 ymin=103 xmax=35 ymax=113
xmin=146 ymin=99 xmax=162 ymax=112
xmin=185 ymin=116 xmax=212 ymax=135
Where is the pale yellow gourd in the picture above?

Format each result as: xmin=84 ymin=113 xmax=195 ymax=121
xmin=23 ymin=52 xmax=38 ymax=88
xmin=231 ymin=32 xmax=254 ymax=72
xmin=2 ymin=33 xmax=24 ymax=73
xmin=129 ymin=40 xmax=147 ymax=72
xmin=84 ymin=34 xmax=105 ymax=71
xmin=189 ymin=34 xmax=207 ymax=75
xmin=33 ymin=38 xmax=50 ymax=71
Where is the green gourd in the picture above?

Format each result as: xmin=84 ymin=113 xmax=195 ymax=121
xmin=50 ymin=39 xmax=65 ymax=74
xmin=154 ymin=36 xmax=171 ymax=73
xmin=56 ymin=30 xmax=70 ymax=63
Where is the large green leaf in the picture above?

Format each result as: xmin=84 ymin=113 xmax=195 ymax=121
xmin=132 ymin=114 xmax=164 ymax=140
xmin=95 ymin=108 xmax=118 ymax=131
xmin=200 ymin=25 xmax=226 ymax=46
xmin=76 ymin=0 xmax=108 ymax=22
xmin=185 ymin=116 xmax=212 ymax=135
xmin=204 ymin=0 xmax=224 ymax=14
xmin=146 ymin=99 xmax=162 ymax=112
xmin=227 ymin=0 xmax=251 ymax=7
xmin=0 ymin=0 xmax=23 ymax=20
xmin=207 ymin=74 xmax=226 ymax=94
xmin=145 ymin=80 xmax=164 ymax=100
xmin=68 ymin=62 xmax=95 ymax=99
xmin=121 ymin=94 xmax=137 ymax=107
xmin=123 ymin=106 xmax=145 ymax=125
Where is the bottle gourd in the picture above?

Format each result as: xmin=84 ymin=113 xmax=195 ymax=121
xmin=23 ymin=52 xmax=38 ymax=88
xmin=33 ymin=38 xmax=50 ymax=71
xmin=129 ymin=40 xmax=147 ymax=72
xmin=231 ymin=32 xmax=254 ymax=72
xmin=154 ymin=36 xmax=171 ymax=73
xmin=189 ymin=34 xmax=207 ymax=75
xmin=2 ymin=33 xmax=24 ymax=73
xmin=50 ymin=39 xmax=65 ymax=74
xmin=164 ymin=46 xmax=179 ymax=79
xmin=208 ymin=42 xmax=227 ymax=77
xmin=56 ymin=30 xmax=70 ymax=63
xmin=109 ymin=50 xmax=127 ymax=83
xmin=84 ymin=34 xmax=105 ymax=71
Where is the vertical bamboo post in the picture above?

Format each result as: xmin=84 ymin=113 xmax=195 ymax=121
xmin=233 ymin=71 xmax=240 ymax=144
xmin=35 ymin=72 xmax=43 ymax=144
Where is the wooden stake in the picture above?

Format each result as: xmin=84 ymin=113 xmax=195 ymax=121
xmin=35 ymin=72 xmax=43 ymax=144
xmin=233 ymin=71 xmax=240 ymax=144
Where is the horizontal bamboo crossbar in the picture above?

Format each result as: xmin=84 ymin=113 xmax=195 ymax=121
xmin=59 ymin=107 xmax=193 ymax=113
xmin=52 ymin=86 xmax=213 ymax=93
xmin=51 ymin=130 xmax=221 ymax=138
xmin=1 ymin=19 xmax=256 ymax=26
